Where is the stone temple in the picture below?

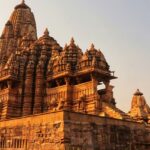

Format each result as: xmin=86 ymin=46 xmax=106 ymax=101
xmin=0 ymin=1 xmax=150 ymax=150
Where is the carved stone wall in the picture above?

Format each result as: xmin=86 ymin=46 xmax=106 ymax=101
xmin=0 ymin=112 xmax=65 ymax=150
xmin=64 ymin=112 xmax=150 ymax=150
xmin=0 ymin=2 xmax=150 ymax=150
xmin=0 ymin=111 xmax=150 ymax=150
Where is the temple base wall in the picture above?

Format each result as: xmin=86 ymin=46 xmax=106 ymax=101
xmin=0 ymin=111 xmax=150 ymax=150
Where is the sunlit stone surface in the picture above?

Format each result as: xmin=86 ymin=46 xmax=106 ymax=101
xmin=0 ymin=1 xmax=150 ymax=150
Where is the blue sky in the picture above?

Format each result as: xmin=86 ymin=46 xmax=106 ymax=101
xmin=0 ymin=0 xmax=150 ymax=112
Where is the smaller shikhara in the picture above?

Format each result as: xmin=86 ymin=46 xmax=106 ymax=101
xmin=0 ymin=0 xmax=149 ymax=123
xmin=0 ymin=1 xmax=150 ymax=150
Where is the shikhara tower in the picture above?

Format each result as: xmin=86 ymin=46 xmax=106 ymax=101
xmin=0 ymin=1 xmax=150 ymax=150
xmin=0 ymin=0 xmax=120 ymax=119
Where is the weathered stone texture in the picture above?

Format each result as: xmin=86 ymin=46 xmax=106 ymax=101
xmin=0 ymin=112 xmax=65 ymax=150
xmin=128 ymin=89 xmax=150 ymax=123
xmin=0 ymin=111 xmax=150 ymax=150
xmin=0 ymin=1 xmax=150 ymax=150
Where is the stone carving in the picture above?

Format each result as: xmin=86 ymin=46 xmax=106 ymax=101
xmin=78 ymin=95 xmax=86 ymax=112
xmin=129 ymin=89 xmax=150 ymax=122
xmin=0 ymin=120 xmax=63 ymax=150
xmin=57 ymin=98 xmax=65 ymax=110
xmin=47 ymin=97 xmax=58 ymax=111
xmin=0 ymin=0 xmax=148 ymax=120
xmin=0 ymin=1 xmax=149 ymax=149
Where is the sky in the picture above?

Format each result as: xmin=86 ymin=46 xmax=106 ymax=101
xmin=0 ymin=0 xmax=150 ymax=112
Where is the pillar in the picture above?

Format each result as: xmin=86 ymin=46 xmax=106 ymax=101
xmin=33 ymin=67 xmax=44 ymax=114
xmin=22 ymin=65 xmax=34 ymax=116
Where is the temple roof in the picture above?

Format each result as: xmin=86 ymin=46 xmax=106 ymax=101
xmin=37 ymin=28 xmax=62 ymax=51
xmin=15 ymin=0 xmax=30 ymax=10
xmin=0 ymin=1 xmax=115 ymax=83
xmin=128 ymin=89 xmax=150 ymax=122
xmin=0 ymin=1 xmax=37 ymax=70
xmin=134 ymin=89 xmax=143 ymax=96
xmin=9 ymin=1 xmax=37 ymax=39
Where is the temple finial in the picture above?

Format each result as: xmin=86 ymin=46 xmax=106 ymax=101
xmin=70 ymin=37 xmax=75 ymax=44
xmin=134 ymin=89 xmax=143 ymax=96
xmin=90 ymin=43 xmax=95 ymax=50
xmin=22 ymin=0 xmax=25 ymax=4
xmin=44 ymin=28 xmax=49 ymax=36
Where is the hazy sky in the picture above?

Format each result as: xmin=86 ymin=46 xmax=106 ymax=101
xmin=0 ymin=0 xmax=150 ymax=112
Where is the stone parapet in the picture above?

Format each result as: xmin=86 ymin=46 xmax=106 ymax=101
xmin=0 ymin=111 xmax=150 ymax=150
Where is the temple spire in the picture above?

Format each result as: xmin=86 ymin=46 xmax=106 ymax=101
xmin=90 ymin=43 xmax=95 ymax=50
xmin=128 ymin=89 xmax=150 ymax=123
xmin=44 ymin=28 xmax=49 ymax=36
xmin=134 ymin=89 xmax=143 ymax=96
xmin=22 ymin=0 xmax=25 ymax=4
xmin=70 ymin=37 xmax=75 ymax=45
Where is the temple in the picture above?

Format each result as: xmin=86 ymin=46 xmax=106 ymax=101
xmin=0 ymin=1 xmax=150 ymax=150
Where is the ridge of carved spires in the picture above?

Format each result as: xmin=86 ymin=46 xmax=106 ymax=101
xmin=62 ymin=38 xmax=107 ymax=62
xmin=0 ymin=1 xmax=120 ymax=120
xmin=63 ymin=37 xmax=78 ymax=50
xmin=67 ymin=37 xmax=78 ymax=48
xmin=48 ymin=37 xmax=110 ymax=73
xmin=37 ymin=28 xmax=62 ymax=54
xmin=88 ymin=43 xmax=101 ymax=53
xmin=38 ymin=28 xmax=52 ymax=44
xmin=64 ymin=37 xmax=82 ymax=53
